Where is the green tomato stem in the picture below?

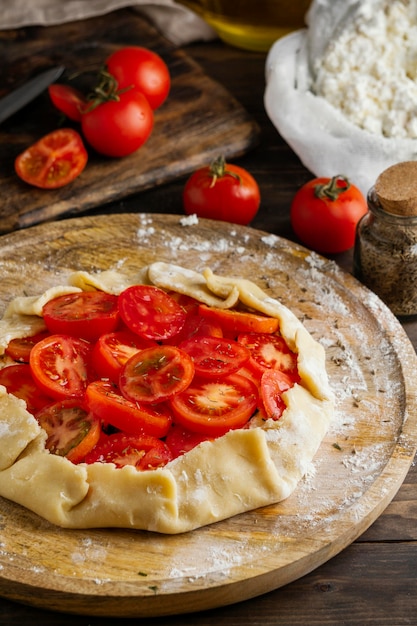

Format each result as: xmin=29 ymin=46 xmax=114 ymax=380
xmin=314 ymin=175 xmax=351 ymax=201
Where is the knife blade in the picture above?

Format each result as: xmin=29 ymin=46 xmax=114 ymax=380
xmin=0 ymin=65 xmax=65 ymax=124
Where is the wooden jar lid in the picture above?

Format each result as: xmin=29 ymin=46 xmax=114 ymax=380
xmin=375 ymin=161 xmax=417 ymax=216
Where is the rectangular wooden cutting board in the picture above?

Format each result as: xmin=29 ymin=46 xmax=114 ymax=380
xmin=0 ymin=8 xmax=260 ymax=234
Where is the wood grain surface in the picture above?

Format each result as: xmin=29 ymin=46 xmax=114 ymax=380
xmin=0 ymin=213 xmax=416 ymax=618
xmin=0 ymin=9 xmax=259 ymax=234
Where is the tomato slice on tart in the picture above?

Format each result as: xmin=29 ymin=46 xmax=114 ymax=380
xmin=5 ymin=330 xmax=51 ymax=363
xmin=84 ymin=432 xmax=173 ymax=470
xmin=92 ymin=330 xmax=156 ymax=382
xmin=179 ymin=335 xmax=250 ymax=378
xmin=119 ymin=345 xmax=195 ymax=404
xmin=169 ymin=373 xmax=258 ymax=436
xmin=165 ymin=424 xmax=212 ymax=458
xmin=35 ymin=399 xmax=101 ymax=463
xmin=198 ymin=304 xmax=279 ymax=336
xmin=86 ymin=379 xmax=172 ymax=438
xmin=118 ymin=285 xmax=186 ymax=341
xmin=29 ymin=334 xmax=94 ymax=400
xmin=237 ymin=332 xmax=299 ymax=377
xmin=0 ymin=363 xmax=52 ymax=414
xmin=261 ymin=369 xmax=297 ymax=420
xmin=42 ymin=291 xmax=119 ymax=341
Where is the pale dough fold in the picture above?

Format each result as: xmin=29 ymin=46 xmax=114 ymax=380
xmin=0 ymin=263 xmax=334 ymax=533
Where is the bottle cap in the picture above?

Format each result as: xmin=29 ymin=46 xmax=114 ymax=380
xmin=374 ymin=161 xmax=417 ymax=216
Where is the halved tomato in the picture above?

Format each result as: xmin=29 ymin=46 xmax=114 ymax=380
xmin=84 ymin=432 xmax=173 ymax=470
xmin=92 ymin=330 xmax=156 ymax=382
xmin=29 ymin=334 xmax=94 ymax=400
xmin=179 ymin=335 xmax=250 ymax=378
xmin=86 ymin=379 xmax=172 ymax=438
xmin=198 ymin=304 xmax=279 ymax=335
xmin=14 ymin=128 xmax=88 ymax=189
xmin=0 ymin=363 xmax=52 ymax=414
xmin=237 ymin=332 xmax=299 ymax=377
xmin=42 ymin=291 xmax=119 ymax=341
xmin=120 ymin=345 xmax=194 ymax=404
xmin=5 ymin=330 xmax=50 ymax=363
xmin=118 ymin=285 xmax=186 ymax=341
xmin=35 ymin=398 xmax=101 ymax=463
xmin=169 ymin=373 xmax=258 ymax=436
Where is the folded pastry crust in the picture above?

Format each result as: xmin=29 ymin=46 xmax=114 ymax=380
xmin=0 ymin=263 xmax=334 ymax=533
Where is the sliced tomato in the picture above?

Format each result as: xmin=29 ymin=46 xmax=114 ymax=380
xmin=84 ymin=432 xmax=173 ymax=470
xmin=14 ymin=128 xmax=88 ymax=189
xmin=120 ymin=345 xmax=194 ymax=404
xmin=29 ymin=334 xmax=93 ymax=400
xmin=179 ymin=335 xmax=250 ymax=378
xmin=170 ymin=373 xmax=258 ymax=436
xmin=5 ymin=330 xmax=50 ymax=363
xmin=42 ymin=291 xmax=119 ymax=342
xmin=35 ymin=398 xmax=101 ymax=463
xmin=261 ymin=369 xmax=296 ymax=420
xmin=0 ymin=363 xmax=52 ymax=414
xmin=166 ymin=313 xmax=223 ymax=345
xmin=237 ymin=332 xmax=299 ymax=377
xmin=86 ymin=379 xmax=172 ymax=438
xmin=91 ymin=330 xmax=156 ymax=382
xmin=165 ymin=424 xmax=212 ymax=458
xmin=48 ymin=83 xmax=87 ymax=122
xmin=198 ymin=304 xmax=279 ymax=336
xmin=118 ymin=285 xmax=186 ymax=341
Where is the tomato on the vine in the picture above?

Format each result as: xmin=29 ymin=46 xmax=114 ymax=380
xmin=183 ymin=156 xmax=261 ymax=225
xmin=105 ymin=46 xmax=170 ymax=110
xmin=14 ymin=128 xmax=88 ymax=189
xmin=290 ymin=175 xmax=367 ymax=254
xmin=48 ymin=84 xmax=87 ymax=122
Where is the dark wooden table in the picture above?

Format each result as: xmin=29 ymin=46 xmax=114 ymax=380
xmin=1 ymin=28 xmax=416 ymax=626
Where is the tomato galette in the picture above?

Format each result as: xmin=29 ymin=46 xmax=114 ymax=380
xmin=0 ymin=262 xmax=334 ymax=533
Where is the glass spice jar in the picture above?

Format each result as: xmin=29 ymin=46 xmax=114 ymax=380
xmin=353 ymin=161 xmax=417 ymax=318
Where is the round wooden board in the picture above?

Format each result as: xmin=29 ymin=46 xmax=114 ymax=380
xmin=0 ymin=213 xmax=416 ymax=618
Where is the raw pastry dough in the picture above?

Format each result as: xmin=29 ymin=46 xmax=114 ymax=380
xmin=0 ymin=263 xmax=334 ymax=533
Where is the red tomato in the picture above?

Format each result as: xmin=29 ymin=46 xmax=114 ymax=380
xmin=179 ymin=335 xmax=250 ymax=378
xmin=92 ymin=330 xmax=156 ymax=382
xmin=169 ymin=373 xmax=258 ymax=436
xmin=120 ymin=345 xmax=194 ymax=404
xmin=35 ymin=399 xmax=101 ymax=463
xmin=290 ymin=175 xmax=368 ymax=254
xmin=84 ymin=432 xmax=173 ymax=470
xmin=0 ymin=363 xmax=52 ymax=414
xmin=15 ymin=128 xmax=88 ymax=189
xmin=118 ymin=285 xmax=186 ymax=341
xmin=105 ymin=46 xmax=170 ymax=110
xmin=81 ymin=87 xmax=153 ymax=157
xmin=198 ymin=304 xmax=279 ymax=336
xmin=5 ymin=330 xmax=50 ymax=363
xmin=29 ymin=334 xmax=93 ymax=400
xmin=48 ymin=84 xmax=87 ymax=122
xmin=260 ymin=369 xmax=296 ymax=420
xmin=238 ymin=332 xmax=299 ymax=377
xmin=183 ymin=156 xmax=261 ymax=225
xmin=165 ymin=313 xmax=223 ymax=345
xmin=86 ymin=379 xmax=172 ymax=438
xmin=42 ymin=291 xmax=119 ymax=341
xmin=165 ymin=424 xmax=212 ymax=458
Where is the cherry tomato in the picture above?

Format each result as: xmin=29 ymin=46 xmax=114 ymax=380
xmin=86 ymin=379 xmax=172 ymax=438
xmin=238 ymin=332 xmax=299 ymax=377
xmin=84 ymin=432 xmax=173 ymax=470
xmin=48 ymin=84 xmax=87 ymax=122
xmin=105 ymin=46 xmax=170 ymax=110
xmin=183 ymin=156 xmax=261 ymax=225
xmin=29 ymin=334 xmax=93 ymax=400
xmin=118 ymin=285 xmax=186 ymax=341
xmin=165 ymin=424 xmax=211 ymax=458
xmin=81 ymin=87 xmax=153 ymax=157
xmin=5 ymin=330 xmax=50 ymax=363
xmin=42 ymin=291 xmax=119 ymax=341
xmin=260 ymin=369 xmax=296 ymax=420
xmin=120 ymin=345 xmax=194 ymax=404
xmin=290 ymin=175 xmax=368 ymax=254
xmin=35 ymin=399 xmax=101 ymax=463
xmin=198 ymin=304 xmax=279 ymax=336
xmin=92 ymin=330 xmax=156 ymax=382
xmin=170 ymin=373 xmax=258 ymax=436
xmin=0 ymin=363 xmax=52 ymax=414
xmin=15 ymin=128 xmax=88 ymax=189
xmin=179 ymin=335 xmax=250 ymax=378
